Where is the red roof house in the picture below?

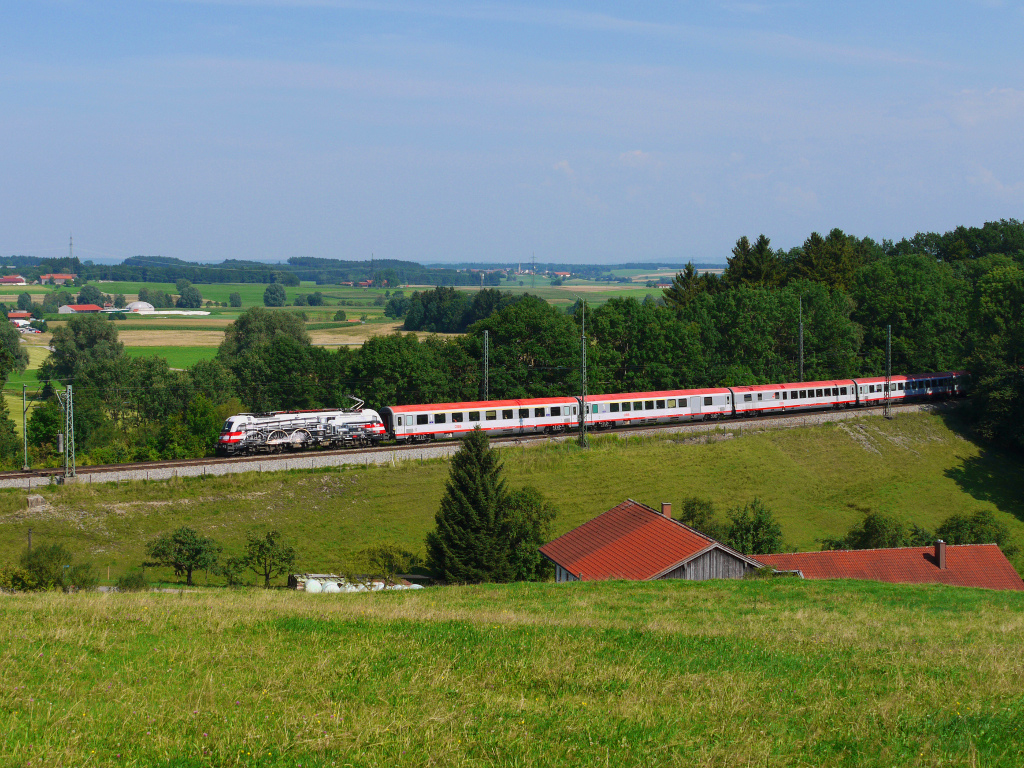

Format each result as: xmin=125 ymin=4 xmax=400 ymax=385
xmin=0 ymin=275 xmax=26 ymax=285
xmin=7 ymin=311 xmax=31 ymax=319
xmin=754 ymin=543 xmax=1024 ymax=591
xmin=39 ymin=273 xmax=77 ymax=284
xmin=57 ymin=304 xmax=103 ymax=314
xmin=539 ymin=499 xmax=763 ymax=582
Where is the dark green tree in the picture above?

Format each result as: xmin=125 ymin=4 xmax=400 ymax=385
xmin=235 ymin=529 xmax=297 ymax=588
xmin=145 ymin=526 xmax=221 ymax=586
xmin=724 ymin=499 xmax=784 ymax=555
xmin=77 ymin=284 xmax=103 ymax=305
xmin=263 ymin=283 xmax=287 ymax=307
xmin=498 ymin=487 xmax=557 ymax=582
xmin=823 ymin=511 xmax=907 ymax=550
xmin=17 ymin=292 xmax=33 ymax=312
xmin=937 ymin=510 xmax=1017 ymax=555
xmin=38 ymin=313 xmax=123 ymax=383
xmin=675 ymin=497 xmax=727 ymax=541
xmin=0 ymin=321 xmax=29 ymax=377
xmin=176 ymin=284 xmax=203 ymax=308
xmin=425 ymin=427 xmax=509 ymax=582
xmin=229 ymin=292 xmax=242 ymax=308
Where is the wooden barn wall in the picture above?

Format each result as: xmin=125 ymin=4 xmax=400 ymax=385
xmin=660 ymin=548 xmax=751 ymax=581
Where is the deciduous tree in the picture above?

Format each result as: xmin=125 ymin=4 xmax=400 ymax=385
xmin=145 ymin=526 xmax=221 ymax=586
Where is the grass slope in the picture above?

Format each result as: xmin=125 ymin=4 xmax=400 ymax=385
xmin=0 ymin=410 xmax=1021 ymax=582
xmin=1 ymin=580 xmax=1022 ymax=767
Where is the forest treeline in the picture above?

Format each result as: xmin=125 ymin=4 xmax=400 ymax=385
xmin=2 ymin=255 xmax=507 ymax=288
xmin=0 ymin=218 xmax=1020 ymax=467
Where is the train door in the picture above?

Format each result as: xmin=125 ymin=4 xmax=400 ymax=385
xmin=692 ymin=396 xmax=702 ymax=419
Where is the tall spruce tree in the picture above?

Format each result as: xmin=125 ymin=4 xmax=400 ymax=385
xmin=425 ymin=427 xmax=508 ymax=582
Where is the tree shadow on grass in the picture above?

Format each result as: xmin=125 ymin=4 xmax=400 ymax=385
xmin=938 ymin=406 xmax=1024 ymax=525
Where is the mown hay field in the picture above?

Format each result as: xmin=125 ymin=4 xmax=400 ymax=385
xmin=1 ymin=579 xmax=1022 ymax=767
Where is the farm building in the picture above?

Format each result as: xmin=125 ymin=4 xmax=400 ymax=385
xmin=755 ymin=542 xmax=1024 ymax=591
xmin=125 ymin=301 xmax=155 ymax=311
xmin=539 ymin=499 xmax=763 ymax=582
xmin=0 ymin=275 xmax=27 ymax=286
xmin=39 ymin=273 xmax=76 ymax=284
xmin=58 ymin=304 xmax=102 ymax=314
xmin=7 ymin=311 xmax=31 ymax=321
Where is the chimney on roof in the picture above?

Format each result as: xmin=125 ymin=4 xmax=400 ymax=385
xmin=661 ymin=502 xmax=671 ymax=518
xmin=935 ymin=540 xmax=947 ymax=569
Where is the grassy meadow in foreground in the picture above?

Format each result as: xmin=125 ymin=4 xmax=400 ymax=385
xmin=0 ymin=410 xmax=1021 ymax=583
xmin=1 ymin=580 xmax=1022 ymax=767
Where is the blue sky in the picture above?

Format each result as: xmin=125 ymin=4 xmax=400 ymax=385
xmin=2 ymin=1 xmax=1023 ymax=264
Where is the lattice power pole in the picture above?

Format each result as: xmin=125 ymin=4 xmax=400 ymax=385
xmin=884 ymin=324 xmax=892 ymax=419
xmin=55 ymin=385 xmax=76 ymax=479
xmin=578 ymin=298 xmax=588 ymax=449
xmin=482 ymin=330 xmax=489 ymax=401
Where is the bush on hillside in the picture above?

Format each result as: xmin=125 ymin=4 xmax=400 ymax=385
xmin=115 ymin=570 xmax=148 ymax=592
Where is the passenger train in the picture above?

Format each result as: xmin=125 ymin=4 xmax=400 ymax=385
xmin=218 ymin=372 xmax=965 ymax=454
xmin=381 ymin=371 xmax=966 ymax=443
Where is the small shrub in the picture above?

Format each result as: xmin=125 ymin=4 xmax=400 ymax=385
xmin=0 ymin=563 xmax=36 ymax=592
xmin=115 ymin=570 xmax=148 ymax=592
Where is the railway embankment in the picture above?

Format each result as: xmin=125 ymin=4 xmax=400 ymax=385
xmin=0 ymin=401 xmax=954 ymax=490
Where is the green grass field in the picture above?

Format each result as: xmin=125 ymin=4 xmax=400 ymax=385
xmin=1 ymin=410 xmax=1021 ymax=583
xmin=1 ymin=579 xmax=1022 ymax=767
xmin=124 ymin=346 xmax=220 ymax=369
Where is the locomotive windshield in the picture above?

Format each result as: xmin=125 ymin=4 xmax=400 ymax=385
xmin=221 ymin=420 xmax=234 ymax=432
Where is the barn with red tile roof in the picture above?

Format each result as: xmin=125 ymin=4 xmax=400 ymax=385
xmin=754 ymin=541 xmax=1024 ymax=591
xmin=539 ymin=499 xmax=763 ymax=582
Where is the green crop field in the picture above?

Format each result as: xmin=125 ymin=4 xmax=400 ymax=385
xmin=124 ymin=346 xmax=220 ymax=369
xmin=1 ymin=410 xmax=1021 ymax=583
xmin=1 ymin=579 xmax=1022 ymax=767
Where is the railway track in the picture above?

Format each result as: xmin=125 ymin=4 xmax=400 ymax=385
xmin=0 ymin=399 xmax=953 ymax=490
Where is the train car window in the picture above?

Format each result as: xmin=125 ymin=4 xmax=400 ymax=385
xmin=703 ymin=396 xmax=712 ymax=406
xmin=550 ymin=407 xmax=561 ymax=416
xmin=469 ymin=411 xmax=480 ymax=421
xmin=416 ymin=414 xmax=429 ymax=425
xmin=610 ymin=402 xmax=620 ymax=412
xmin=656 ymin=400 xmax=665 ymax=409
xmin=757 ymin=393 xmax=763 ymax=401
xmin=744 ymin=394 xmax=752 ymax=402
xmin=621 ymin=402 xmax=630 ymax=411
xmin=798 ymin=390 xmax=805 ymax=398
xmin=667 ymin=399 xmax=675 ymax=408
xmin=813 ymin=389 xmax=821 ymax=397
xmin=643 ymin=400 xmax=653 ymax=410
xmin=502 ymin=409 xmax=513 ymax=419
xmin=897 ymin=383 xmax=903 ymax=391
xmin=435 ymin=414 xmax=447 ymax=424
xmin=485 ymin=411 xmax=497 ymax=421
xmin=452 ymin=413 xmax=463 ymax=422
xmin=632 ymin=401 xmax=642 ymax=410
xmin=534 ymin=408 xmax=545 ymax=417
xmin=396 ymin=417 xmax=402 ymax=426
xmin=573 ymin=406 xmax=577 ymax=415
xmin=840 ymin=387 xmax=847 ymax=395
xmin=782 ymin=392 xmax=788 ymax=400
xmin=680 ymin=398 xmax=687 ymax=407
xmin=518 ymin=409 xmax=529 ymax=418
